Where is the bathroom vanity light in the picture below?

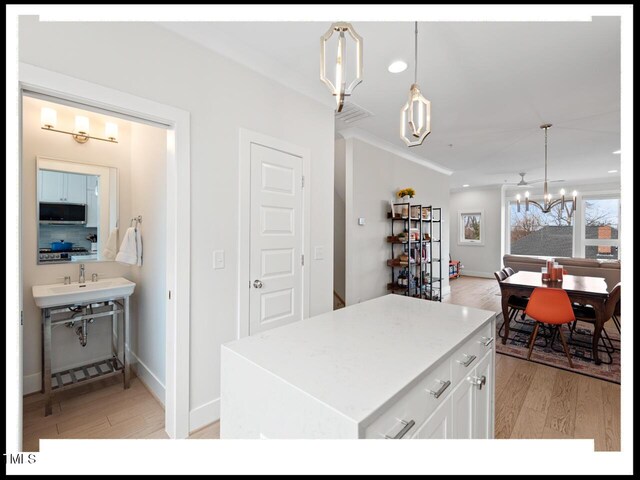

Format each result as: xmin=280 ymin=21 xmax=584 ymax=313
xmin=40 ymin=108 xmax=119 ymax=144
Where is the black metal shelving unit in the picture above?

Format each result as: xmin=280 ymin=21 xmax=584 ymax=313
xmin=386 ymin=203 xmax=442 ymax=301
xmin=422 ymin=206 xmax=442 ymax=302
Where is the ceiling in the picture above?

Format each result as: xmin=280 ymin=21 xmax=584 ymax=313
xmin=159 ymin=18 xmax=621 ymax=189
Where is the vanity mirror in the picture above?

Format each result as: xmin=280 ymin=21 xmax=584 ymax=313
xmin=37 ymin=156 xmax=118 ymax=264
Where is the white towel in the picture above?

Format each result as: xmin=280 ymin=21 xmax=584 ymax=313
xmin=115 ymin=227 xmax=143 ymax=266
xmin=102 ymin=228 xmax=119 ymax=260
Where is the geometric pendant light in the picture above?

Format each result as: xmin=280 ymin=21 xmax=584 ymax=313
xmin=320 ymin=22 xmax=363 ymax=112
xmin=400 ymin=22 xmax=431 ymax=147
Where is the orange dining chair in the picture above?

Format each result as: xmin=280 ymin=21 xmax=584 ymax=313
xmin=524 ymin=287 xmax=576 ymax=368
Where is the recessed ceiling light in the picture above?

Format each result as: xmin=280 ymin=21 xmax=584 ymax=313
xmin=612 ymin=150 xmax=621 ymax=154
xmin=608 ymin=169 xmax=618 ymax=173
xmin=388 ymin=60 xmax=408 ymax=73
xmin=462 ymin=184 xmax=470 ymax=188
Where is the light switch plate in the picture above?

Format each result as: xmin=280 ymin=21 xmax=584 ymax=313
xmin=358 ymin=217 xmax=365 ymax=225
xmin=314 ymin=246 xmax=324 ymax=260
xmin=213 ymin=250 xmax=225 ymax=269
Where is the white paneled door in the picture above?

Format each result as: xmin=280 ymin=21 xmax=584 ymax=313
xmin=249 ymin=142 xmax=303 ymax=335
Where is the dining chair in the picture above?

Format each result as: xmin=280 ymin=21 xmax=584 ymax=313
xmin=494 ymin=270 xmax=530 ymax=340
xmin=502 ymin=267 xmax=516 ymax=277
xmin=524 ymin=287 xmax=576 ymax=368
xmin=571 ymin=283 xmax=621 ymax=358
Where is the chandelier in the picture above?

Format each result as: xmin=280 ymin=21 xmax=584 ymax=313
xmin=400 ymin=22 xmax=431 ymax=147
xmin=320 ymin=22 xmax=363 ymax=112
xmin=515 ymin=124 xmax=576 ymax=215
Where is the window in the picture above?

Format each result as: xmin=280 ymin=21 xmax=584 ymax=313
xmin=581 ymin=196 xmax=620 ymax=259
xmin=459 ymin=210 xmax=483 ymax=245
xmin=508 ymin=200 xmax=574 ymax=257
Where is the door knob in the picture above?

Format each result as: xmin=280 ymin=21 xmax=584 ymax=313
xmin=253 ymin=280 xmax=263 ymax=289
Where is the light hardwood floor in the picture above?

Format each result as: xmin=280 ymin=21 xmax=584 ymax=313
xmin=23 ymin=276 xmax=620 ymax=450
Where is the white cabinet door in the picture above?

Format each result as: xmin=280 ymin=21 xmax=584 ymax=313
xmin=450 ymin=373 xmax=474 ymax=439
xmin=64 ymin=173 xmax=87 ymax=204
xmin=85 ymin=176 xmax=98 ymax=228
xmin=472 ymin=351 xmax=493 ymax=439
xmin=39 ymin=170 xmax=65 ymax=202
xmin=412 ymin=396 xmax=452 ymax=439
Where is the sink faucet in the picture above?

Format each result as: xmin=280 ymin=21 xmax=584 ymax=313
xmin=79 ymin=264 xmax=85 ymax=284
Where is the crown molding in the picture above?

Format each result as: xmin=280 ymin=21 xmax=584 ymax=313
xmin=337 ymin=127 xmax=453 ymax=176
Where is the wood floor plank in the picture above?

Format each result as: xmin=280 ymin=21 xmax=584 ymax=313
xmin=22 ymin=424 xmax=59 ymax=452
xmin=521 ymin=363 xmax=558 ymax=413
xmin=143 ymin=428 xmax=170 ymax=439
xmin=510 ymin=406 xmax=547 ymax=439
xmin=541 ymin=426 xmax=573 ymax=440
xmin=494 ymin=354 xmax=523 ymax=400
xmin=544 ymin=370 xmax=579 ymax=437
xmin=574 ymin=376 xmax=606 ymax=450
xmin=189 ymin=421 xmax=220 ymax=439
xmin=494 ymin=360 xmax=537 ymax=439
xmin=601 ymin=381 xmax=621 ymax=451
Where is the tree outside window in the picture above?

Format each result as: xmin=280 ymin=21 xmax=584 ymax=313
xmin=459 ymin=211 xmax=483 ymax=245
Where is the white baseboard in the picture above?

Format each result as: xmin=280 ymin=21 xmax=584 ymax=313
xmin=441 ymin=285 xmax=451 ymax=297
xmin=460 ymin=270 xmax=495 ymax=279
xmin=190 ymin=398 xmax=220 ymax=433
xmin=130 ymin=351 xmax=165 ymax=406
xmin=23 ymin=373 xmax=41 ymax=395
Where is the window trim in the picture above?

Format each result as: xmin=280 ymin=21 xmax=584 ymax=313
xmin=458 ymin=209 xmax=484 ymax=246
xmin=580 ymin=194 xmax=621 ymax=259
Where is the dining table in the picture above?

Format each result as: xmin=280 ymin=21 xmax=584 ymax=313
xmin=499 ymin=271 xmax=611 ymax=364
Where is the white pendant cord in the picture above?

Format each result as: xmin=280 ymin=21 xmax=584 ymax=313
xmin=414 ymin=21 xmax=418 ymax=84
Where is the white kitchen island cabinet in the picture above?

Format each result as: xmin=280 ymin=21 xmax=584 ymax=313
xmin=221 ymin=294 xmax=495 ymax=439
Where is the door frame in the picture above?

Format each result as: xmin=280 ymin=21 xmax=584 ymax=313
xmin=237 ymin=128 xmax=310 ymax=338
xmin=18 ymin=63 xmax=191 ymax=439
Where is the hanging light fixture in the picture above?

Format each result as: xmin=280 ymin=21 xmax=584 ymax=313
xmin=320 ymin=22 xmax=363 ymax=112
xmin=515 ymin=124 xmax=577 ymax=216
xmin=400 ymin=22 xmax=431 ymax=147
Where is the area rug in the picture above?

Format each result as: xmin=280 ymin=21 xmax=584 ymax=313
xmin=495 ymin=312 xmax=620 ymax=384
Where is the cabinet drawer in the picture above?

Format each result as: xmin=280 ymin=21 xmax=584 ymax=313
xmin=364 ymin=358 xmax=452 ymax=439
xmin=450 ymin=320 xmax=494 ymax=385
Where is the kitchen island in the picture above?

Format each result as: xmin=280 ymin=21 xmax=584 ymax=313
xmin=221 ymin=294 xmax=496 ymax=439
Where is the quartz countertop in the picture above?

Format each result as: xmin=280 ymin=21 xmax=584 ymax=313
xmin=223 ymin=294 xmax=495 ymax=425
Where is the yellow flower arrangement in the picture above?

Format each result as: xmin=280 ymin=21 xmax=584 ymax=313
xmin=397 ymin=188 xmax=416 ymax=199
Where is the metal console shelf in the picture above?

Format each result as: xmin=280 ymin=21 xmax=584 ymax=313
xmin=41 ymin=296 xmax=131 ymax=416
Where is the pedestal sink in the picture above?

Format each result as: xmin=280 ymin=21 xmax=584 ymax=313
xmin=32 ymin=277 xmax=136 ymax=308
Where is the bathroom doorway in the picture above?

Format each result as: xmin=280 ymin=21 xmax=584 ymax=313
xmin=17 ymin=64 xmax=191 ymax=444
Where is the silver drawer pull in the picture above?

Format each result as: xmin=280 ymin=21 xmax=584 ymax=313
xmin=428 ymin=379 xmax=451 ymax=399
xmin=384 ymin=419 xmax=416 ymax=439
xmin=481 ymin=336 xmax=494 ymax=347
xmin=457 ymin=354 xmax=476 ymax=368
xmin=469 ymin=375 xmax=487 ymax=390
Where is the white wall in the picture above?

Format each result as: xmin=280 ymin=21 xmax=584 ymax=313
xmin=333 ymin=138 xmax=346 ymax=301
xmin=21 ymin=95 xmax=133 ymax=394
xmin=19 ymin=18 xmax=334 ymax=430
xmin=129 ymin=122 xmax=168 ymax=402
xmin=449 ymin=187 xmax=503 ymax=278
xmin=344 ymin=137 xmax=450 ymax=305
